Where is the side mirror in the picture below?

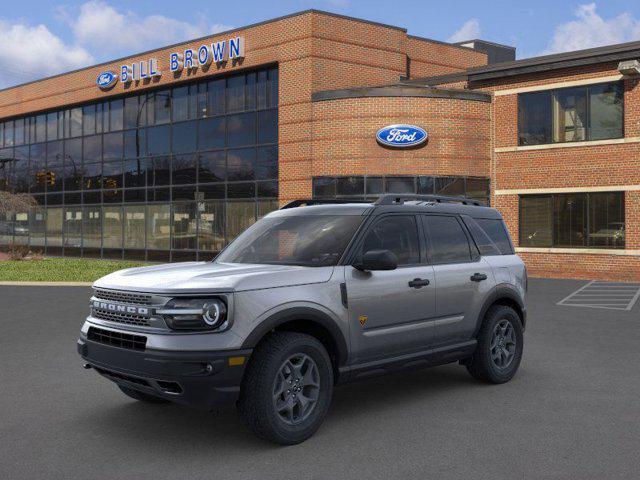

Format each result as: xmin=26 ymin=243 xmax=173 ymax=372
xmin=355 ymin=249 xmax=398 ymax=271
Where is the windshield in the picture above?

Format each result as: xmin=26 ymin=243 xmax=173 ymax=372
xmin=216 ymin=215 xmax=364 ymax=267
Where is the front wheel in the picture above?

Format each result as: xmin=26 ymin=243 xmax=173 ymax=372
xmin=238 ymin=332 xmax=334 ymax=445
xmin=466 ymin=305 xmax=524 ymax=384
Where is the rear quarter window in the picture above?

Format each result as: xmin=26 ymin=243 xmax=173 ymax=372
xmin=475 ymin=218 xmax=514 ymax=255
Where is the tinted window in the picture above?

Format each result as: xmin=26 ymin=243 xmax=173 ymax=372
xmin=475 ymin=218 xmax=513 ymax=255
xmin=257 ymin=109 xmax=277 ymax=144
xmin=172 ymin=121 xmax=197 ymax=154
xmin=218 ymin=215 xmax=363 ymax=267
xmin=198 ymin=151 xmax=225 ymax=183
xmin=518 ymin=91 xmax=552 ymax=145
xmin=590 ymin=83 xmax=623 ymax=140
xmin=227 ymin=148 xmax=255 ymax=181
xmin=386 ymin=177 xmax=413 ymax=194
xmin=361 ymin=215 xmax=420 ymax=265
xmin=435 ymin=177 xmax=465 ymax=196
xmin=518 ymin=82 xmax=623 ymax=145
xmin=227 ymin=112 xmax=256 ymax=147
xmin=256 ymin=146 xmax=278 ymax=180
xmin=424 ymin=215 xmax=471 ymax=264
xmin=147 ymin=125 xmax=170 ymax=155
xmin=198 ymin=117 xmax=225 ymax=150
xmin=519 ymin=193 xmax=624 ymax=249
xmin=336 ymin=177 xmax=364 ymax=196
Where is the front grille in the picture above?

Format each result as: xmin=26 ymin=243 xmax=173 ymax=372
xmin=88 ymin=327 xmax=147 ymax=350
xmin=93 ymin=289 xmax=153 ymax=305
xmin=92 ymin=308 xmax=151 ymax=327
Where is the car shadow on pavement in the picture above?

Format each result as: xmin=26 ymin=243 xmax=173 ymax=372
xmin=73 ymin=363 xmax=488 ymax=450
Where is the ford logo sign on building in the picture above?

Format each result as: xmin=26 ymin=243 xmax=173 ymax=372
xmin=376 ymin=124 xmax=428 ymax=148
xmin=96 ymin=71 xmax=118 ymax=90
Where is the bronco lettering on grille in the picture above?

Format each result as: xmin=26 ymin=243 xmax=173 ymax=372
xmin=92 ymin=301 xmax=150 ymax=316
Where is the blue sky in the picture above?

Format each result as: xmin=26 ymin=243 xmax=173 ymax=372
xmin=1 ymin=0 xmax=640 ymax=88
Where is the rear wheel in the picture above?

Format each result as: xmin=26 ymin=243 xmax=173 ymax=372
xmin=466 ymin=305 xmax=523 ymax=384
xmin=118 ymin=385 xmax=170 ymax=404
xmin=238 ymin=331 xmax=334 ymax=445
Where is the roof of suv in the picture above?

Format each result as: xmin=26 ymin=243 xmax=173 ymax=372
xmin=270 ymin=195 xmax=503 ymax=220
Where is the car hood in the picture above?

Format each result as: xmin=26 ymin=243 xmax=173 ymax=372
xmin=93 ymin=262 xmax=335 ymax=294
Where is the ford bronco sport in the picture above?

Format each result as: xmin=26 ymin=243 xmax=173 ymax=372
xmin=78 ymin=194 xmax=527 ymax=444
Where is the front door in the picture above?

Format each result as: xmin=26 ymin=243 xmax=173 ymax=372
xmin=346 ymin=214 xmax=436 ymax=363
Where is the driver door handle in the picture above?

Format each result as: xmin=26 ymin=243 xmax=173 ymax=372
xmin=408 ymin=278 xmax=430 ymax=289
xmin=470 ymin=272 xmax=488 ymax=282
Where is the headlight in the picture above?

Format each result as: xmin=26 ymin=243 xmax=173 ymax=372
xmin=158 ymin=298 xmax=228 ymax=331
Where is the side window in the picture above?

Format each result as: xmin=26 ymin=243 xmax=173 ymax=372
xmin=475 ymin=218 xmax=514 ymax=255
xmin=462 ymin=215 xmax=501 ymax=256
xmin=424 ymin=215 xmax=472 ymax=264
xmin=361 ymin=215 xmax=420 ymax=265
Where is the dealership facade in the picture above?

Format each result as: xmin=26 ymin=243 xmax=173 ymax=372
xmin=0 ymin=10 xmax=639 ymax=280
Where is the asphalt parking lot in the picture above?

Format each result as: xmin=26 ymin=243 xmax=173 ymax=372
xmin=2 ymin=278 xmax=640 ymax=480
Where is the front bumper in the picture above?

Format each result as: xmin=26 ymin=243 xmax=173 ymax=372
xmin=77 ymin=336 xmax=251 ymax=411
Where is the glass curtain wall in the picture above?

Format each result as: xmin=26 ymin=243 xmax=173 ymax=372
xmin=313 ymin=175 xmax=490 ymax=205
xmin=0 ymin=66 xmax=279 ymax=261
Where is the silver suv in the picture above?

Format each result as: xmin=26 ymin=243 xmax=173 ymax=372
xmin=77 ymin=194 xmax=527 ymax=444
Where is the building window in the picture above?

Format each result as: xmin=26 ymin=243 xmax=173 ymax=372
xmin=0 ymin=65 xmax=278 ymax=260
xmin=313 ymin=175 xmax=490 ymax=205
xmin=519 ymin=192 xmax=625 ymax=248
xmin=518 ymin=82 xmax=623 ymax=145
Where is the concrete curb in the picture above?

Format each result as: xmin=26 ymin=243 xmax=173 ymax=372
xmin=0 ymin=281 xmax=94 ymax=287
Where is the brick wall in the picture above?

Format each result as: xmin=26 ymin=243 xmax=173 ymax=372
xmin=0 ymin=10 xmax=489 ymax=213
xmin=406 ymin=37 xmax=487 ymax=79
xmin=479 ymin=63 xmax=640 ymax=281
xmin=309 ymin=95 xmax=491 ymax=183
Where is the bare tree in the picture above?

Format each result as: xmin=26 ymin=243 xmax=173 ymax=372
xmin=0 ymin=191 xmax=37 ymax=216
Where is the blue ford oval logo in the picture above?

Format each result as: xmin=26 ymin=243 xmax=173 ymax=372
xmin=376 ymin=124 xmax=428 ymax=148
xmin=96 ymin=71 xmax=118 ymax=90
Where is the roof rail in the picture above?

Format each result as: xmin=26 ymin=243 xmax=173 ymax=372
xmin=374 ymin=194 xmax=484 ymax=206
xmin=280 ymin=199 xmax=372 ymax=209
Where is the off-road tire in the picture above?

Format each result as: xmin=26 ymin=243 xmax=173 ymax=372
xmin=466 ymin=305 xmax=524 ymax=384
xmin=118 ymin=385 xmax=170 ymax=404
xmin=238 ymin=331 xmax=334 ymax=445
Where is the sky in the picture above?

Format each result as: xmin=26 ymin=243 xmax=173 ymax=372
xmin=1 ymin=0 xmax=640 ymax=88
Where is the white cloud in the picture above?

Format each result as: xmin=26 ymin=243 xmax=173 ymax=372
xmin=543 ymin=3 xmax=640 ymax=54
xmin=0 ymin=20 xmax=93 ymax=88
xmin=68 ymin=1 xmax=232 ymax=57
xmin=448 ymin=18 xmax=481 ymax=43
xmin=0 ymin=1 xmax=234 ymax=88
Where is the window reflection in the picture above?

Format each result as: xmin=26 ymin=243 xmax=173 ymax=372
xmin=172 ymin=202 xmax=197 ymax=250
xmin=64 ymin=207 xmax=83 ymax=248
xmin=83 ymin=206 xmax=101 ymax=248
xmin=227 ymin=201 xmax=256 ymax=241
xmin=103 ymin=206 xmax=122 ymax=248
xmin=0 ymin=67 xmax=278 ymax=258
xmin=124 ymin=205 xmax=145 ymax=249
xmin=198 ymin=201 xmax=225 ymax=252
xmin=147 ymin=204 xmax=170 ymax=250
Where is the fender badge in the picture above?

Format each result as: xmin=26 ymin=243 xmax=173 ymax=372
xmin=358 ymin=315 xmax=368 ymax=328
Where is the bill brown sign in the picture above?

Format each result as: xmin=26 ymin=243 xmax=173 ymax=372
xmin=97 ymin=36 xmax=245 ymax=89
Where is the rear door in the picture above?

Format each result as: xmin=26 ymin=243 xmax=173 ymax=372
xmin=422 ymin=214 xmax=494 ymax=347
xmin=345 ymin=214 xmax=436 ymax=363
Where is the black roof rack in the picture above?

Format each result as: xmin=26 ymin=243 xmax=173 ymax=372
xmin=374 ymin=194 xmax=484 ymax=206
xmin=280 ymin=199 xmax=372 ymax=209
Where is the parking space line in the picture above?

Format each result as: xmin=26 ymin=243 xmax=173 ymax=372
xmin=557 ymin=281 xmax=640 ymax=311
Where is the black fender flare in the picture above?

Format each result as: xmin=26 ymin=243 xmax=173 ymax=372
xmin=474 ymin=284 xmax=527 ymax=336
xmin=241 ymin=307 xmax=349 ymax=366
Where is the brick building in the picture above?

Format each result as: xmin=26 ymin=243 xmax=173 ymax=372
xmin=0 ymin=9 xmax=638 ymax=280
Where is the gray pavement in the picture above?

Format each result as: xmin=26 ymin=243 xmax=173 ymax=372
xmin=1 ymin=278 xmax=640 ymax=480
